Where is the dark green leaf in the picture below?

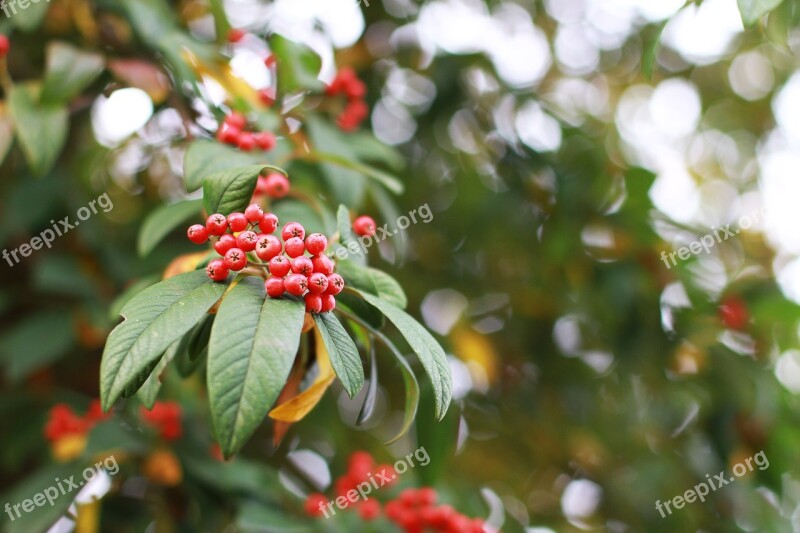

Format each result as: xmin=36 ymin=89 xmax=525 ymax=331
xmin=208 ymin=278 xmax=305 ymax=457
xmin=8 ymin=84 xmax=68 ymax=176
xmin=357 ymin=345 xmax=378 ymax=425
xmin=100 ymin=270 xmax=227 ymax=410
xmin=354 ymin=290 xmax=452 ymax=420
xmin=337 ymin=260 xmax=407 ymax=309
xmin=350 ymin=131 xmax=405 ymax=171
xmin=738 ymin=0 xmax=784 ymax=26
xmin=203 ymin=165 xmax=264 ymax=215
xmin=138 ymin=199 xmax=203 ymax=256
xmin=270 ymin=34 xmax=324 ymax=94
xmin=184 ymin=139 xmax=275 ymax=192
xmin=314 ymin=312 xmax=364 ymax=398
xmin=41 ymin=42 xmax=104 ymax=104
xmin=336 ymin=204 xmax=366 ymax=266
xmin=0 ymin=311 xmax=75 ymax=381
xmin=137 ymin=340 xmax=180 ymax=408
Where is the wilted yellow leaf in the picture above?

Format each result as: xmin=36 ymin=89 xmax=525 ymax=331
xmin=163 ymin=251 xmax=209 ymax=280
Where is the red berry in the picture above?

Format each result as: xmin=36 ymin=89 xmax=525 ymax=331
xmin=187 ymin=224 xmax=209 ymax=244
xmin=285 ymin=274 xmax=308 ymax=296
xmin=255 ymin=175 xmax=269 ymax=195
xmin=320 ymin=294 xmax=336 ymax=312
xmin=255 ymin=234 xmax=282 ymax=261
xmin=265 ymin=277 xmax=285 ymax=298
xmin=269 ymin=255 xmax=291 ymax=277
xmin=284 ymin=237 xmax=305 ymax=258
xmin=291 ymin=256 xmax=314 ymax=276
xmin=263 ymin=173 xmax=290 ymax=199
xmin=264 ymin=54 xmax=276 ymax=68
xmin=305 ymin=233 xmax=327 ymax=255
xmin=223 ymin=248 xmax=247 ymax=271
xmin=282 ymin=222 xmax=305 ymax=241
xmin=304 ymin=493 xmax=327 ymax=517
xmin=719 ymin=296 xmax=749 ymax=330
xmin=258 ymin=89 xmax=274 ymax=106
xmin=325 ymin=274 xmax=345 ymax=295
xmin=227 ymin=212 xmax=248 ymax=232
xmin=0 ymin=35 xmax=9 ymax=58
xmin=345 ymin=78 xmax=367 ymax=100
xmin=206 ymin=259 xmax=229 ymax=281
xmin=359 ymin=499 xmax=381 ymax=521
xmin=245 ymin=203 xmax=264 ymax=223
xmin=399 ymin=488 xmax=417 ymax=506
xmin=353 ymin=215 xmax=376 ymax=237
xmin=224 ymin=112 xmax=247 ymax=130
xmin=305 ymin=293 xmax=322 ymax=313
xmin=374 ymin=464 xmax=395 ymax=485
xmin=416 ymin=487 xmax=437 ymax=506
xmin=237 ymin=230 xmax=258 ymax=252
xmin=469 ymin=518 xmax=486 ymax=532
xmin=312 ymin=254 xmax=334 ymax=275
xmin=227 ymin=28 xmax=246 ymax=43
xmin=259 ymin=212 xmax=279 ymax=234
xmin=307 ymin=273 xmax=329 ymax=294
xmin=348 ymin=451 xmax=374 ymax=478
xmin=237 ymin=132 xmax=256 ymax=151
xmin=218 ymin=124 xmax=240 ymax=144
xmin=253 ymin=132 xmax=276 ymax=151
xmin=206 ymin=214 xmax=228 ymax=236
xmin=214 ymin=234 xmax=237 ymax=255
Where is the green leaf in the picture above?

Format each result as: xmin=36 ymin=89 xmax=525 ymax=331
xmin=184 ymin=139 xmax=274 ymax=192
xmin=9 ymin=0 xmax=50 ymax=31
xmin=8 ymin=84 xmax=68 ymax=176
xmin=138 ymin=199 xmax=203 ymax=256
xmin=369 ymin=183 xmax=408 ymax=264
xmin=100 ymin=270 xmax=227 ymax=410
xmin=641 ymin=21 xmax=666 ymax=80
xmin=313 ymin=312 xmax=364 ymax=398
xmin=0 ymin=311 xmax=75 ymax=381
xmin=357 ymin=345 xmax=378 ymax=425
xmin=137 ymin=340 xmax=181 ymax=408
xmin=313 ymin=151 xmax=405 ymax=195
xmin=738 ymin=0 xmax=784 ymax=26
xmin=337 ymin=260 xmax=407 ymax=309
xmin=349 ymin=131 xmax=405 ymax=171
xmin=354 ymin=290 xmax=452 ymax=420
xmin=41 ymin=42 xmax=105 ymax=105
xmin=203 ymin=165 xmax=265 ymax=215
xmin=208 ymin=278 xmax=305 ymax=457
xmin=0 ymin=110 xmax=14 ymax=167
xmin=270 ymin=33 xmax=324 ymax=94
xmin=272 ymin=199 xmax=328 ymax=235
xmin=336 ymin=204 xmax=366 ymax=266
xmin=109 ymin=275 xmax=160 ymax=320
xmin=305 ymin=116 xmax=366 ymax=205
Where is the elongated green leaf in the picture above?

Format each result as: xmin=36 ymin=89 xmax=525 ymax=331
xmin=354 ymin=290 xmax=452 ymax=420
xmin=314 ymin=312 xmax=364 ymax=398
xmin=305 ymin=116 xmax=366 ymax=205
xmin=270 ymin=34 xmax=324 ymax=94
xmin=349 ymin=131 xmax=405 ymax=171
xmin=208 ymin=278 xmax=305 ymax=457
xmin=100 ymin=270 xmax=227 ymax=410
xmin=369 ymin=183 xmax=408 ymax=264
xmin=738 ymin=0 xmax=784 ymax=26
xmin=184 ymin=140 xmax=272 ymax=192
xmin=203 ymin=165 xmax=264 ymax=215
xmin=41 ymin=42 xmax=105 ymax=104
xmin=337 ymin=260 xmax=407 ymax=309
xmin=137 ymin=340 xmax=181 ymax=408
xmin=313 ymin=151 xmax=404 ymax=195
xmin=138 ymin=199 xmax=203 ymax=256
xmin=336 ymin=204 xmax=366 ymax=265
xmin=357 ymin=345 xmax=378 ymax=425
xmin=8 ymin=84 xmax=68 ymax=176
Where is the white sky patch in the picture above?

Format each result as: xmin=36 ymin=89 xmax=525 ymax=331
xmin=661 ymin=0 xmax=743 ymax=65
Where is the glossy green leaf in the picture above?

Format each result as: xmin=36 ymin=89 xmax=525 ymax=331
xmin=100 ymin=270 xmax=227 ymax=410
xmin=184 ymin=140 xmax=272 ymax=192
xmin=337 ymin=260 xmax=407 ymax=309
xmin=354 ymin=290 xmax=452 ymax=420
xmin=203 ymin=165 xmax=264 ymax=215
xmin=137 ymin=340 xmax=181 ymax=408
xmin=41 ymin=42 xmax=105 ymax=104
xmin=138 ymin=199 xmax=203 ymax=256
xmin=313 ymin=312 xmax=364 ymax=398
xmin=8 ymin=84 xmax=68 ymax=176
xmin=208 ymin=278 xmax=305 ymax=457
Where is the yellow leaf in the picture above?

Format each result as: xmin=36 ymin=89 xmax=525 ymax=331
xmin=452 ymin=326 xmax=499 ymax=385
xmin=51 ymin=434 xmax=87 ymax=462
xmin=269 ymin=326 xmax=335 ymax=422
xmin=163 ymin=251 xmax=209 ymax=280
xmin=182 ymin=49 xmax=262 ymax=108
xmin=75 ymin=499 xmax=101 ymax=533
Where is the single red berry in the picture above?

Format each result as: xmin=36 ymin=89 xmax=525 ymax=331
xmin=285 ymin=274 xmax=308 ymax=296
xmin=374 ymin=464 xmax=396 ymax=485
xmin=264 ymin=54 xmax=277 ymax=68
xmin=284 ymin=237 xmax=305 ymax=258
xmin=237 ymin=230 xmax=258 ymax=252
xmin=245 ymin=203 xmax=264 ymax=223
xmin=237 ymin=132 xmax=256 ymax=151
xmin=359 ymin=499 xmax=381 ymax=521
xmin=348 ymin=451 xmax=374 ymax=478
xmin=214 ymin=234 xmax=237 ymax=256
xmin=218 ymin=124 xmax=240 ymax=145
xmin=305 ymin=233 xmax=327 ymax=255
xmin=255 ymin=234 xmax=282 ymax=261
xmin=304 ymin=493 xmax=327 ymax=517
xmin=346 ymin=99 xmax=369 ymax=120
xmin=353 ymin=215 xmax=377 ymax=237
xmin=325 ymin=273 xmax=345 ymax=295
xmin=223 ymin=248 xmax=247 ymax=271
xmin=0 ymin=35 xmax=10 ymax=58
xmin=258 ymin=89 xmax=274 ymax=106
xmin=312 ymin=254 xmax=334 ymax=275
xmin=187 ymin=224 xmax=209 ymax=244
xmin=263 ymin=173 xmax=290 ymax=199
xmin=307 ymin=273 xmax=329 ymax=294
xmin=227 ymin=212 xmax=248 ymax=232
xmin=282 ymin=222 xmax=305 ymax=241
xmin=206 ymin=259 xmax=229 ymax=281
xmin=259 ymin=212 xmax=279 ymax=234
xmin=253 ymin=131 xmax=276 ymax=151
xmin=398 ymin=488 xmax=418 ymax=506
xmin=255 ymin=175 xmax=269 ymax=195
xmin=291 ymin=256 xmax=314 ymax=276
xmin=268 ymin=255 xmax=291 ymax=277
xmin=719 ymin=295 xmax=749 ymax=330
xmin=320 ymin=294 xmax=336 ymax=312
xmin=265 ymin=277 xmax=285 ymax=298
xmin=416 ymin=487 xmax=437 ymax=506
xmin=305 ymin=293 xmax=322 ymax=313
xmin=345 ymin=78 xmax=367 ymax=100
xmin=206 ymin=214 xmax=228 ymax=236
xmin=469 ymin=518 xmax=486 ymax=533
xmin=224 ymin=112 xmax=247 ymax=130
xmin=227 ymin=28 xmax=246 ymax=43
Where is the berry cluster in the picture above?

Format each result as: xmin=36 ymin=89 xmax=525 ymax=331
xmin=187 ymin=205 xmax=345 ymax=313
xmin=0 ymin=35 xmax=9 ymax=58
xmin=326 ymin=67 xmax=369 ymax=132
xmin=216 ymin=112 xmax=277 ymax=152
xmin=44 ymin=400 xmax=108 ymax=443
xmin=140 ymin=401 xmax=182 ymax=441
